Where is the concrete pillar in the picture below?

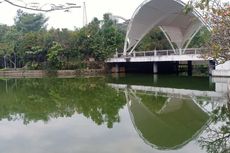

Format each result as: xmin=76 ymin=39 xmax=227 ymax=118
xmin=119 ymin=67 xmax=126 ymax=73
xmin=209 ymin=76 xmax=213 ymax=87
xmin=175 ymin=61 xmax=179 ymax=75
xmin=111 ymin=64 xmax=119 ymax=73
xmin=209 ymin=60 xmax=215 ymax=75
xmin=111 ymin=64 xmax=126 ymax=73
xmin=111 ymin=72 xmax=119 ymax=79
xmin=153 ymin=74 xmax=158 ymax=84
xmin=179 ymin=48 xmax=182 ymax=55
xmin=188 ymin=61 xmax=193 ymax=76
xmin=153 ymin=62 xmax=158 ymax=74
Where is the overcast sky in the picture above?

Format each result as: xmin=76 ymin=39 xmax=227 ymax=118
xmin=0 ymin=0 xmax=145 ymax=29
xmin=0 ymin=0 xmax=228 ymax=30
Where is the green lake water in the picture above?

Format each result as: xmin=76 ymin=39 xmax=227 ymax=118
xmin=0 ymin=74 xmax=229 ymax=153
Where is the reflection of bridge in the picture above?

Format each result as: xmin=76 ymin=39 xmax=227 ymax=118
xmin=108 ymin=83 xmax=228 ymax=108
xmin=108 ymin=83 xmax=215 ymax=150
xmin=126 ymin=89 xmax=210 ymax=150
xmin=108 ymin=82 xmax=228 ymax=150
xmin=109 ymin=83 xmax=226 ymax=100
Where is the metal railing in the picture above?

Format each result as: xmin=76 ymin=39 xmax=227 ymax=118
xmin=114 ymin=48 xmax=207 ymax=58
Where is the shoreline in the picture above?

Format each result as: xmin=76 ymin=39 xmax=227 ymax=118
xmin=0 ymin=69 xmax=105 ymax=78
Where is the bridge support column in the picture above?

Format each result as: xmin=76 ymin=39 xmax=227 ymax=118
xmin=111 ymin=64 xmax=126 ymax=73
xmin=113 ymin=64 xmax=119 ymax=73
xmin=175 ymin=61 xmax=179 ymax=75
xmin=153 ymin=62 xmax=158 ymax=74
xmin=209 ymin=60 xmax=215 ymax=75
xmin=153 ymin=74 xmax=158 ymax=84
xmin=188 ymin=61 xmax=193 ymax=76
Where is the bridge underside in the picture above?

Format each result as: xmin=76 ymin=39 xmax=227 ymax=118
xmin=108 ymin=60 xmax=214 ymax=76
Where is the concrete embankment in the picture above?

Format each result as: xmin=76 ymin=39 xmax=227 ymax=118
xmin=0 ymin=69 xmax=105 ymax=78
xmin=212 ymin=61 xmax=230 ymax=77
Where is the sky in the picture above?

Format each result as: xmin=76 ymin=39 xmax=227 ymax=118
xmin=0 ymin=0 xmax=228 ymax=30
xmin=0 ymin=0 xmax=145 ymax=29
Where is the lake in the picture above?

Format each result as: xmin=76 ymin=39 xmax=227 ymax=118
xmin=0 ymin=74 xmax=229 ymax=153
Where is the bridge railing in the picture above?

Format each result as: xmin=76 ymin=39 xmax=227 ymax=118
xmin=185 ymin=48 xmax=205 ymax=54
xmin=114 ymin=48 xmax=207 ymax=58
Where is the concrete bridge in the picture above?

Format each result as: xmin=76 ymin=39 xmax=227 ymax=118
xmin=107 ymin=48 xmax=207 ymax=63
xmin=106 ymin=48 xmax=214 ymax=75
xmin=105 ymin=0 xmax=216 ymax=75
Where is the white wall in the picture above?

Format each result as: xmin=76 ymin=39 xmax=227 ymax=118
xmin=216 ymin=61 xmax=230 ymax=70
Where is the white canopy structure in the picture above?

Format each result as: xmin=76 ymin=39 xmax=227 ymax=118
xmin=124 ymin=0 xmax=210 ymax=55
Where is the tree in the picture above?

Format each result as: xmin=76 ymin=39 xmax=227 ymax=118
xmin=188 ymin=27 xmax=211 ymax=48
xmin=0 ymin=24 xmax=13 ymax=56
xmin=47 ymin=41 xmax=64 ymax=69
xmin=137 ymin=28 xmax=171 ymax=51
xmin=187 ymin=0 xmax=230 ymax=63
xmin=98 ymin=14 xmax=125 ymax=60
xmin=0 ymin=12 xmax=126 ymax=70
xmin=199 ymin=103 xmax=230 ymax=153
xmin=14 ymin=9 xmax=48 ymax=33
xmin=76 ymin=15 xmax=124 ymax=61
xmin=0 ymin=25 xmax=19 ymax=68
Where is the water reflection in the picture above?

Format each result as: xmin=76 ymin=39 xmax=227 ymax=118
xmin=109 ymin=74 xmax=215 ymax=91
xmin=0 ymin=75 xmax=229 ymax=153
xmin=198 ymin=103 xmax=230 ymax=153
xmin=126 ymin=90 xmax=209 ymax=150
xmin=109 ymin=74 xmax=230 ymax=153
xmin=0 ymin=78 xmax=126 ymax=128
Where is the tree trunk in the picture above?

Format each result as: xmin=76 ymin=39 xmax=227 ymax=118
xmin=228 ymin=80 xmax=230 ymax=104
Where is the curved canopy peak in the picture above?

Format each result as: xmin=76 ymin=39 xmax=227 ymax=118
xmin=124 ymin=0 xmax=209 ymax=54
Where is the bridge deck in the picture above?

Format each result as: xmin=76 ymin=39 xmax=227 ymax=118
xmin=106 ymin=48 xmax=209 ymax=63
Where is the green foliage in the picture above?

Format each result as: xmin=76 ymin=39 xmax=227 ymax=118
xmin=137 ymin=27 xmax=209 ymax=51
xmin=189 ymin=27 xmax=211 ymax=48
xmin=14 ymin=9 xmax=48 ymax=33
xmin=199 ymin=104 xmax=230 ymax=153
xmin=136 ymin=28 xmax=171 ymax=51
xmin=76 ymin=15 xmax=125 ymax=61
xmin=0 ymin=25 xmax=18 ymax=55
xmin=47 ymin=41 xmax=64 ymax=69
xmin=137 ymin=93 xmax=167 ymax=112
xmin=186 ymin=0 xmax=230 ymax=63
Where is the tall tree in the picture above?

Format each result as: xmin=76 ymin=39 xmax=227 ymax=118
xmin=14 ymin=9 xmax=48 ymax=33
xmin=186 ymin=0 xmax=230 ymax=63
xmin=98 ymin=13 xmax=124 ymax=60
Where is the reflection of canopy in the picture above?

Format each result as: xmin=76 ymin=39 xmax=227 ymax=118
xmin=124 ymin=0 xmax=210 ymax=54
xmin=128 ymin=93 xmax=209 ymax=150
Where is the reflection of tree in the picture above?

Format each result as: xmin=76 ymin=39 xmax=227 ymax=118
xmin=199 ymin=103 xmax=230 ymax=153
xmin=0 ymin=78 xmax=125 ymax=128
xmin=137 ymin=93 xmax=167 ymax=112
